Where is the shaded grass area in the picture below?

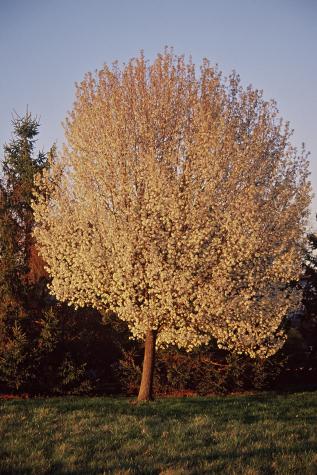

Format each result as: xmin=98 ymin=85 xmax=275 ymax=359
xmin=0 ymin=392 xmax=316 ymax=474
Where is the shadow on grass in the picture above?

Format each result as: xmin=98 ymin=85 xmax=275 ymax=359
xmin=13 ymin=441 xmax=314 ymax=475
xmin=1 ymin=393 xmax=316 ymax=475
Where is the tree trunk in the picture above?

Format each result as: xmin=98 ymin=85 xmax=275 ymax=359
xmin=137 ymin=328 xmax=157 ymax=401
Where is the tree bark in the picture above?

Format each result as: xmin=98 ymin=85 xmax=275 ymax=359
xmin=137 ymin=328 xmax=157 ymax=401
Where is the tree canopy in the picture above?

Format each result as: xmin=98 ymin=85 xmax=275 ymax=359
xmin=33 ymin=50 xmax=311 ymax=400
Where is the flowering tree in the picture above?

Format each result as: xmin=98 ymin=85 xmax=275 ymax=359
xmin=33 ymin=51 xmax=311 ymax=400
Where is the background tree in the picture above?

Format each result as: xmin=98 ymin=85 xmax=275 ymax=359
xmin=0 ymin=112 xmax=47 ymax=389
xmin=302 ymin=229 xmax=317 ymax=326
xmin=283 ymin=228 xmax=317 ymax=387
xmin=0 ymin=112 xmax=48 ymax=390
xmin=299 ymin=229 xmax=317 ymax=384
xmin=33 ymin=51 xmax=311 ymax=401
xmin=0 ymin=111 xmax=48 ymax=307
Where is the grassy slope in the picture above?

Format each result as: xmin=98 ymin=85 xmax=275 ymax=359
xmin=0 ymin=392 xmax=316 ymax=475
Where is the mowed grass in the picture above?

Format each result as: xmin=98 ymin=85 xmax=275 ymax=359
xmin=0 ymin=392 xmax=316 ymax=475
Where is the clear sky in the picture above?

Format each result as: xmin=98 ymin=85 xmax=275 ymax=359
xmin=1 ymin=0 xmax=316 ymax=224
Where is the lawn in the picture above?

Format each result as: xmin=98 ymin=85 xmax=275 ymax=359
xmin=0 ymin=392 xmax=316 ymax=474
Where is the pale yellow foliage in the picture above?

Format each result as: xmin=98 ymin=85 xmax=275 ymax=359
xmin=33 ymin=50 xmax=311 ymax=357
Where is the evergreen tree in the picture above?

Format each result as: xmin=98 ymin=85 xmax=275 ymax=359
xmin=0 ymin=112 xmax=49 ymax=390
xmin=301 ymin=229 xmax=317 ymax=350
xmin=279 ymin=227 xmax=317 ymax=389
xmin=0 ymin=111 xmax=49 ymax=315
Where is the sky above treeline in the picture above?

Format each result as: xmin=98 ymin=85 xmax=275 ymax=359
xmin=0 ymin=0 xmax=316 ymax=225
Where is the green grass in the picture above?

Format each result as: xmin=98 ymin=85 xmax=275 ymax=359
xmin=0 ymin=392 xmax=316 ymax=474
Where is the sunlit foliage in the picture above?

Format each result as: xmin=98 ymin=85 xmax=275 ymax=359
xmin=33 ymin=50 xmax=311 ymax=358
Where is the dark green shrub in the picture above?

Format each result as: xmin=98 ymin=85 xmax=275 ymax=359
xmin=0 ymin=321 xmax=30 ymax=391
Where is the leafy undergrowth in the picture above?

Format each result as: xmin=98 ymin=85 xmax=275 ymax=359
xmin=0 ymin=392 xmax=316 ymax=474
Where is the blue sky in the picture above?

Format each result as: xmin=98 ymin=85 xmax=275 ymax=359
xmin=1 ymin=0 xmax=316 ymax=224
